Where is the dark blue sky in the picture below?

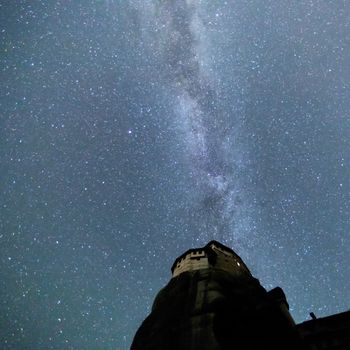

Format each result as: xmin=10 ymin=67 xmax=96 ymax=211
xmin=1 ymin=1 xmax=350 ymax=349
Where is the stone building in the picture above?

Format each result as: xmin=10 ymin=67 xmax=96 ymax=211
xmin=131 ymin=240 xmax=305 ymax=349
xmin=131 ymin=240 xmax=350 ymax=349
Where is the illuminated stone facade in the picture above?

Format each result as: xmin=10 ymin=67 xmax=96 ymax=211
xmin=171 ymin=241 xmax=250 ymax=278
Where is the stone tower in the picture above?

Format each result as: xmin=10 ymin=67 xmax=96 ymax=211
xmin=131 ymin=240 xmax=305 ymax=349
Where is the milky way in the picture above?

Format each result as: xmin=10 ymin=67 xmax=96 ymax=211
xmin=136 ymin=0 xmax=254 ymax=245
xmin=1 ymin=1 xmax=350 ymax=349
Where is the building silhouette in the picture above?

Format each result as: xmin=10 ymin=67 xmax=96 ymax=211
xmin=297 ymin=310 xmax=350 ymax=349
xmin=131 ymin=240 xmax=350 ymax=350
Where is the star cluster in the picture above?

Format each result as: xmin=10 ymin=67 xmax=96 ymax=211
xmin=1 ymin=1 xmax=350 ymax=349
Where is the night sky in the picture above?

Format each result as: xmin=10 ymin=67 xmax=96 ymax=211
xmin=1 ymin=1 xmax=350 ymax=349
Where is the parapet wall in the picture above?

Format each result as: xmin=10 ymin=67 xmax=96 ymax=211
xmin=172 ymin=241 xmax=251 ymax=278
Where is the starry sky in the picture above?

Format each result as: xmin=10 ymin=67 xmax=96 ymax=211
xmin=1 ymin=1 xmax=350 ymax=349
